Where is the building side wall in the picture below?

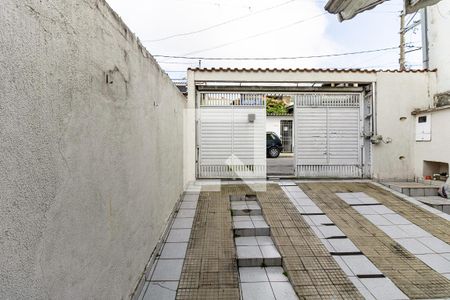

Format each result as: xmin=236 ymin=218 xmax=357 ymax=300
xmin=373 ymin=72 xmax=435 ymax=180
xmin=427 ymin=0 xmax=450 ymax=93
xmin=0 ymin=1 xmax=185 ymax=299
xmin=414 ymin=110 xmax=450 ymax=178
xmin=412 ymin=1 xmax=450 ymax=180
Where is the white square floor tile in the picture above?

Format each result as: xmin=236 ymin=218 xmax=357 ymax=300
xmin=397 ymin=238 xmax=434 ymax=255
xmin=237 ymin=246 xmax=263 ymax=259
xmin=301 ymin=216 xmax=315 ymax=226
xmin=358 ymin=198 xmax=380 ymax=205
xmin=172 ymin=217 xmax=193 ymax=229
xmin=360 ymin=277 xmax=408 ymax=300
xmin=251 ymin=215 xmax=265 ymax=221
xmin=151 ymin=260 xmax=184 ymax=281
xmin=166 ymin=229 xmax=191 ymax=243
xmin=348 ymin=277 xmax=376 ymax=300
xmin=260 ymin=245 xmax=281 ymax=258
xmin=180 ymin=202 xmax=197 ymax=209
xmin=160 ymin=242 xmax=188 ymax=259
xmin=442 ymin=253 xmax=450 ymax=261
xmin=265 ymin=267 xmax=288 ymax=282
xmin=353 ymin=206 xmax=378 ymax=215
xmin=365 ymin=215 xmax=392 ymax=226
xmin=143 ymin=281 xmax=178 ymax=300
xmin=183 ymin=194 xmax=198 ymax=202
xmin=372 ymin=206 xmax=395 ymax=215
xmin=177 ymin=209 xmax=195 ymax=218
xmin=321 ymin=239 xmax=336 ymax=253
xmin=234 ymin=221 xmax=254 ymax=229
xmin=340 ymin=255 xmax=382 ymax=276
xmin=378 ymin=225 xmax=409 ymax=239
xmin=416 ymin=253 xmax=450 ymax=273
xmin=398 ymin=224 xmax=430 ymax=238
xmin=333 ymin=256 xmax=353 ymax=276
xmin=234 ymin=216 xmax=252 ymax=222
xmin=328 ymin=239 xmax=359 ymax=253
xmin=236 ymin=237 xmax=258 ymax=246
xmin=383 ymin=214 xmax=410 ymax=225
xmin=241 ymin=282 xmax=276 ymax=300
xmin=256 ymin=236 xmax=274 ymax=246
xmin=294 ymin=198 xmax=316 ymax=206
xmin=298 ymin=205 xmax=323 ymax=214
xmin=253 ymin=220 xmax=269 ymax=228
xmin=239 ymin=267 xmax=268 ymax=282
xmin=417 ymin=236 xmax=450 ymax=254
xmin=311 ymin=227 xmax=324 ymax=239
xmin=309 ymin=215 xmax=333 ymax=226
xmin=317 ymin=225 xmax=345 ymax=238
xmin=271 ymin=282 xmax=298 ymax=300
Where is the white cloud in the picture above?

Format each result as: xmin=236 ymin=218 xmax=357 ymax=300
xmin=106 ymin=0 xmax=338 ymax=75
xmin=106 ymin=0 xmax=423 ymax=77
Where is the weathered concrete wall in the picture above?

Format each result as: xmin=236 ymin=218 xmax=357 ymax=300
xmin=0 ymin=0 xmax=186 ymax=299
xmin=427 ymin=0 xmax=450 ymax=93
xmin=372 ymin=72 xmax=435 ymax=180
xmin=411 ymin=1 xmax=450 ymax=180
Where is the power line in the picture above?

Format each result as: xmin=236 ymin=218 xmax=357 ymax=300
xmin=153 ymin=46 xmax=400 ymax=61
xmin=143 ymin=0 xmax=297 ymax=43
xmin=181 ymin=13 xmax=326 ymax=56
xmin=405 ymin=11 xmax=418 ymax=28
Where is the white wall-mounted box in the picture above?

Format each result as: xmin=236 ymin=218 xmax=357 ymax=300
xmin=416 ymin=114 xmax=431 ymax=141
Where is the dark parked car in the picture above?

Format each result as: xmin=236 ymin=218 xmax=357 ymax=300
xmin=266 ymin=132 xmax=282 ymax=158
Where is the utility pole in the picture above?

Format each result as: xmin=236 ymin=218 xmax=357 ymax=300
xmin=399 ymin=10 xmax=406 ymax=70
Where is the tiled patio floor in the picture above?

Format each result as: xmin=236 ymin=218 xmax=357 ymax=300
xmin=300 ymin=182 xmax=450 ymax=299
xmin=257 ymin=184 xmax=364 ymax=299
xmin=140 ymin=181 xmax=450 ymax=299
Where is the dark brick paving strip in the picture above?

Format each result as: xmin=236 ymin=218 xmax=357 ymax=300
xmin=257 ymin=184 xmax=364 ymax=300
xmin=176 ymin=186 xmax=240 ymax=300
xmin=300 ymin=182 xmax=450 ymax=299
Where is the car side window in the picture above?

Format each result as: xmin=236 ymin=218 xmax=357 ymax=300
xmin=267 ymin=133 xmax=274 ymax=141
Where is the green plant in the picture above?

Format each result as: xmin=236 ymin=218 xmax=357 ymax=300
xmin=266 ymin=97 xmax=287 ymax=114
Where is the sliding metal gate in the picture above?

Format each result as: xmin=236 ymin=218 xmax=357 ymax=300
xmin=197 ymin=93 xmax=266 ymax=178
xmin=294 ymin=93 xmax=363 ymax=178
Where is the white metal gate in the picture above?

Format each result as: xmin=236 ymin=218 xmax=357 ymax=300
xmin=197 ymin=93 xmax=266 ymax=178
xmin=295 ymin=93 xmax=363 ymax=178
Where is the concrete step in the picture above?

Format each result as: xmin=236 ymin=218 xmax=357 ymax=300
xmin=236 ymin=244 xmax=282 ymax=267
xmin=382 ymin=182 xmax=439 ymax=197
xmin=231 ymin=200 xmax=262 ymax=216
xmin=233 ymin=215 xmax=270 ymax=237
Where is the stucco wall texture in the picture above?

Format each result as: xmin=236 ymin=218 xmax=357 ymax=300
xmin=0 ymin=0 xmax=186 ymax=299
xmin=427 ymin=0 xmax=450 ymax=93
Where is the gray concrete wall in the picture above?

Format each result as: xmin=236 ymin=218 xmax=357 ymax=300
xmin=0 ymin=0 xmax=186 ymax=299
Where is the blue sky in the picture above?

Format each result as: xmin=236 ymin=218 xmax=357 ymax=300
xmin=106 ymin=0 xmax=423 ymax=80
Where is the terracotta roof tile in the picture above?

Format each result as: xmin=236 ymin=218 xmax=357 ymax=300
xmin=188 ymin=67 xmax=435 ymax=73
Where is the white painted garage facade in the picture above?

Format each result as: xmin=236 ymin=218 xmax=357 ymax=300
xmin=197 ymin=92 xmax=267 ymax=178
xmin=187 ymin=68 xmax=435 ymax=181
xmin=295 ymin=93 xmax=363 ymax=177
